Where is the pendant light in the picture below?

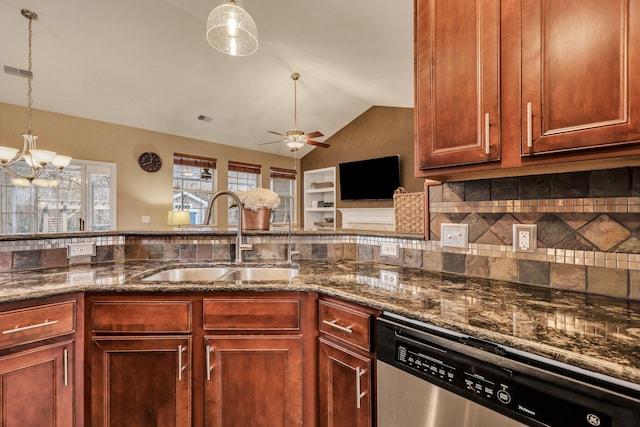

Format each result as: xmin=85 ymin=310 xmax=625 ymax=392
xmin=206 ymin=0 xmax=258 ymax=56
xmin=0 ymin=9 xmax=72 ymax=185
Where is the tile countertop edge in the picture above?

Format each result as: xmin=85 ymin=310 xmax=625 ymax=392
xmin=0 ymin=259 xmax=638 ymax=388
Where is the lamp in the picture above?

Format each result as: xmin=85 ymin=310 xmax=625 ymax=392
xmin=167 ymin=210 xmax=192 ymax=227
xmin=206 ymin=0 xmax=258 ymax=56
xmin=0 ymin=9 xmax=72 ymax=185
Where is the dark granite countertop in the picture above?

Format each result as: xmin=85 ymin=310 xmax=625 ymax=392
xmin=0 ymin=259 xmax=638 ymax=387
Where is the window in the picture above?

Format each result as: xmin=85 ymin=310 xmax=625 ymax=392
xmin=227 ymin=160 xmax=261 ymax=224
xmin=173 ymin=153 xmax=216 ymax=225
xmin=0 ymin=160 xmax=117 ymax=234
xmin=270 ymin=167 xmax=296 ymax=223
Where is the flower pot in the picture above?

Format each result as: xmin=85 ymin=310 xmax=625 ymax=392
xmin=241 ymin=208 xmax=272 ymax=230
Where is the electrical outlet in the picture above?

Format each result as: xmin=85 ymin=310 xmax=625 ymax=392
xmin=380 ymin=269 xmax=399 ymax=285
xmin=441 ymin=223 xmax=469 ymax=249
xmin=141 ymin=216 xmax=151 ymax=224
xmin=67 ymin=242 xmax=96 ymax=258
xmin=513 ymin=224 xmax=537 ymax=253
xmin=380 ymin=242 xmax=399 ymax=257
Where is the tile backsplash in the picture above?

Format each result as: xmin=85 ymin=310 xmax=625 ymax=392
xmin=426 ymin=167 xmax=640 ymax=300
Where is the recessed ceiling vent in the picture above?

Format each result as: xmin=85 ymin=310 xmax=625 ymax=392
xmin=4 ymin=65 xmax=32 ymax=78
xmin=197 ymin=115 xmax=212 ymax=122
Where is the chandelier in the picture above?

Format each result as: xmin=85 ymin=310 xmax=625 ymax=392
xmin=206 ymin=0 xmax=258 ymax=56
xmin=0 ymin=9 xmax=72 ymax=186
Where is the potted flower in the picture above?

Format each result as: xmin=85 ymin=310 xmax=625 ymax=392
xmin=234 ymin=188 xmax=280 ymax=230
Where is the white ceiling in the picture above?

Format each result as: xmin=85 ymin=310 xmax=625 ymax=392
xmin=0 ymin=0 xmax=414 ymax=158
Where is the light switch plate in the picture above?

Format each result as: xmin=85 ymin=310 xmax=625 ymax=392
xmin=67 ymin=242 xmax=96 ymax=258
xmin=513 ymin=224 xmax=537 ymax=253
xmin=441 ymin=223 xmax=469 ymax=249
xmin=380 ymin=242 xmax=399 ymax=257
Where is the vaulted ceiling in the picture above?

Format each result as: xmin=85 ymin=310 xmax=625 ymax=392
xmin=0 ymin=0 xmax=414 ymax=157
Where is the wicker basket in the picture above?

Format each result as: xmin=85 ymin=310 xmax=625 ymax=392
xmin=393 ymin=187 xmax=425 ymax=235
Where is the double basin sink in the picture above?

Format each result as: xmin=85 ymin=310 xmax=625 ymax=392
xmin=141 ymin=266 xmax=298 ymax=282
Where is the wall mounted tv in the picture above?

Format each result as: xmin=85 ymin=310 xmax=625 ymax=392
xmin=339 ymin=155 xmax=401 ymax=200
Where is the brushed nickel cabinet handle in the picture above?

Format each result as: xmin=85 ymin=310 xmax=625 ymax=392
xmin=485 ymin=112 xmax=490 ymax=155
xmin=63 ymin=348 xmax=69 ymax=387
xmin=526 ymin=102 xmax=533 ymax=148
xmin=178 ymin=345 xmax=187 ymax=381
xmin=206 ymin=345 xmax=213 ymax=381
xmin=322 ymin=319 xmax=353 ymax=334
xmin=356 ymin=367 xmax=367 ymax=409
xmin=2 ymin=319 xmax=58 ymax=334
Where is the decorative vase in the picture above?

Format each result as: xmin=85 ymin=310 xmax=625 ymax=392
xmin=241 ymin=208 xmax=272 ymax=230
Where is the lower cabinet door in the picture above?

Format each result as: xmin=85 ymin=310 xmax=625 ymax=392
xmin=0 ymin=340 xmax=74 ymax=427
xmin=204 ymin=335 xmax=303 ymax=427
xmin=91 ymin=336 xmax=191 ymax=427
xmin=319 ymin=338 xmax=372 ymax=427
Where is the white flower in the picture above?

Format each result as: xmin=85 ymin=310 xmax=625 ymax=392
xmin=235 ymin=188 xmax=280 ymax=211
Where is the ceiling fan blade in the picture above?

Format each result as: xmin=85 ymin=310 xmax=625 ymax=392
xmin=268 ymin=130 xmax=285 ymax=136
xmin=307 ymin=140 xmax=330 ymax=148
xmin=303 ymin=131 xmax=324 ymax=139
xmin=259 ymin=140 xmax=285 ymax=145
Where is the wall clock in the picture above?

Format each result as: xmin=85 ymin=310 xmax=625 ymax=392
xmin=138 ymin=152 xmax=162 ymax=172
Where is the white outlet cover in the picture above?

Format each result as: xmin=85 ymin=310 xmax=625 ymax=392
xmin=513 ymin=224 xmax=537 ymax=253
xmin=380 ymin=242 xmax=399 ymax=257
xmin=441 ymin=223 xmax=469 ymax=249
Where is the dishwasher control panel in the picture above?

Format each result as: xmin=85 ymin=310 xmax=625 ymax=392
xmin=390 ymin=333 xmax=616 ymax=427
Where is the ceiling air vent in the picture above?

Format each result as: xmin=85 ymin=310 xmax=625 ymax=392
xmin=197 ymin=115 xmax=212 ymax=122
xmin=4 ymin=65 xmax=32 ymax=78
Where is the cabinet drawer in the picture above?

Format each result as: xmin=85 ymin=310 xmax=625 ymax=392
xmin=92 ymin=300 xmax=192 ymax=333
xmin=319 ymin=299 xmax=372 ymax=352
xmin=0 ymin=301 xmax=75 ymax=349
xmin=203 ymin=298 xmax=300 ymax=331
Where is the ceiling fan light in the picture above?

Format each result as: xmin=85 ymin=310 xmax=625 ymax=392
xmin=286 ymin=140 xmax=305 ymax=149
xmin=206 ymin=0 xmax=258 ymax=57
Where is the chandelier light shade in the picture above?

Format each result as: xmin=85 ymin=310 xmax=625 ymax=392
xmin=0 ymin=9 xmax=72 ymax=185
xmin=206 ymin=0 xmax=258 ymax=56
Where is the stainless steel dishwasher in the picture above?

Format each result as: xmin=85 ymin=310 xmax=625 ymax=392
xmin=377 ymin=313 xmax=640 ymax=427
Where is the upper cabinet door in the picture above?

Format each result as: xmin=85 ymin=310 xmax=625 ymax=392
xmin=416 ymin=0 xmax=501 ymax=170
xmin=521 ymin=0 xmax=640 ymax=155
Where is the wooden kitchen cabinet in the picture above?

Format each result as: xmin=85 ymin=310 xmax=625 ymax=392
xmin=203 ymin=335 xmax=303 ymax=427
xmin=0 ymin=294 xmax=81 ymax=427
xmin=415 ymin=0 xmax=501 ymax=170
xmin=87 ymin=297 xmax=193 ymax=427
xmin=202 ymin=295 xmax=305 ymax=427
xmin=318 ymin=296 xmax=379 ymax=427
xmin=90 ymin=336 xmax=192 ymax=427
xmin=0 ymin=340 xmax=75 ymax=427
xmin=520 ymin=0 xmax=640 ymax=155
xmin=415 ymin=0 xmax=640 ymax=177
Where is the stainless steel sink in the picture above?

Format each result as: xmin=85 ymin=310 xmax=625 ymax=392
xmin=220 ymin=267 xmax=298 ymax=281
xmin=141 ymin=267 xmax=231 ymax=282
xmin=141 ymin=266 xmax=298 ymax=282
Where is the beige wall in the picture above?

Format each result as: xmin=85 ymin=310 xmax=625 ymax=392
xmin=0 ymin=102 xmax=300 ymax=230
xmin=300 ymin=106 xmax=422 ymax=223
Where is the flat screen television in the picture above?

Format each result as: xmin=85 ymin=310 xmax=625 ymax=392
xmin=339 ymin=155 xmax=401 ymax=200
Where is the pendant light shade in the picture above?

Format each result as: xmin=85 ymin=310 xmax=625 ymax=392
xmin=206 ymin=0 xmax=258 ymax=56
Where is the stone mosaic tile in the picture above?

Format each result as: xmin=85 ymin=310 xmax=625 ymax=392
xmin=630 ymin=270 xmax=640 ymax=300
xmin=464 ymin=179 xmax=490 ymax=201
xmin=489 ymin=213 xmax=517 ymax=244
xmin=312 ymin=244 xmax=328 ymax=259
xmin=43 ymin=248 xmax=68 ymax=268
xmin=443 ymin=252 xmax=466 ymax=274
xmin=557 ymin=234 xmax=595 ymax=251
xmin=423 ymin=250 xmax=442 ymax=271
xmin=537 ymin=214 xmax=575 ymax=247
xmin=491 ymin=177 xmax=519 ymax=200
xmin=520 ymin=175 xmax=552 ymax=199
xmin=13 ymin=250 xmax=43 ymax=270
xmin=489 ymin=257 xmax=518 ymax=282
xmin=589 ymin=168 xmax=632 ymax=197
xmin=512 ymin=212 xmax=546 ymax=224
xmin=552 ymin=172 xmax=589 ymax=198
xmin=550 ymin=264 xmax=586 ymax=292
xmin=518 ymin=259 xmax=550 ymax=287
xmin=428 ymin=184 xmax=443 ymax=203
xmin=466 ymin=255 xmax=490 ymax=278
xmin=213 ymin=244 xmax=232 ymax=261
xmin=579 ymin=215 xmax=630 ymax=251
xmin=0 ymin=252 xmax=12 ymax=270
xmin=633 ymin=168 xmax=640 ymax=196
xmin=609 ymin=213 xmax=640 ymax=231
xmin=614 ymin=237 xmax=640 ymax=254
xmin=463 ymin=213 xmax=490 ymax=242
xmin=559 ymin=213 xmax=597 ymax=230
xmin=475 ymin=230 xmax=504 ymax=245
xmin=403 ymin=248 xmax=423 ymax=268
xmin=196 ymin=244 xmax=213 ymax=260
xmin=443 ymin=182 xmax=465 ymax=202
xmin=357 ymin=244 xmax=372 ymax=260
xmin=587 ymin=267 xmax=628 ymax=298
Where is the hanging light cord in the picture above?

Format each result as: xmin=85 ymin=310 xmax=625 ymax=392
xmin=24 ymin=9 xmax=37 ymax=136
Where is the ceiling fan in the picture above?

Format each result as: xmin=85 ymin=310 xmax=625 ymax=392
xmin=260 ymin=72 xmax=329 ymax=151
